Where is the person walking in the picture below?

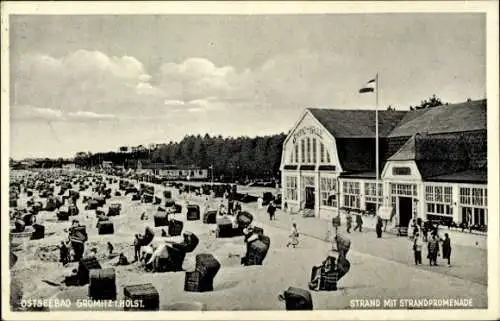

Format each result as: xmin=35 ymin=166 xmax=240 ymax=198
xmin=286 ymin=222 xmax=299 ymax=248
xmin=346 ymin=212 xmax=352 ymax=234
xmin=413 ymin=232 xmax=423 ymax=265
xmin=133 ymin=234 xmax=142 ymax=262
xmin=376 ymin=216 xmax=383 ymax=238
xmin=441 ymin=233 xmax=452 ymax=267
xmin=353 ymin=213 xmax=363 ymax=232
xmin=427 ymin=234 xmax=440 ymax=266
xmin=267 ymin=201 xmax=276 ymax=221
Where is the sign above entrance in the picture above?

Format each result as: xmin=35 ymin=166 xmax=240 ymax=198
xmin=292 ymin=126 xmax=324 ymax=144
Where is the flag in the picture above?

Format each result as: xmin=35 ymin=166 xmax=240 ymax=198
xmin=359 ymin=78 xmax=376 ymax=93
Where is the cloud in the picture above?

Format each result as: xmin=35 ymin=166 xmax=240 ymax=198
xmin=14 ymin=50 xmax=158 ymax=116
xmin=158 ymin=57 xmax=251 ymax=103
xmin=164 ymin=99 xmax=186 ymax=106
xmin=11 ymin=105 xmax=64 ymax=122
xmin=10 ymin=105 xmax=119 ymax=123
xmin=67 ymin=111 xmax=118 ymax=122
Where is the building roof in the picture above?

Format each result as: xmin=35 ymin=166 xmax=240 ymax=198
xmin=387 ymin=135 xmax=416 ymax=161
xmin=309 ymin=99 xmax=486 ymax=139
xmin=307 ymin=100 xmax=487 ymax=180
xmin=339 ymin=171 xmax=377 ymax=179
xmin=388 ymin=99 xmax=486 ymax=137
xmin=425 ymin=170 xmax=487 ymax=184
xmin=308 ymin=109 xmax=407 ymax=138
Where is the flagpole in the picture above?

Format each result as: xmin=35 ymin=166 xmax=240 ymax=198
xmin=375 ymin=73 xmax=380 ymax=217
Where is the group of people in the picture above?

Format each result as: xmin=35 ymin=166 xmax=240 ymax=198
xmin=409 ymin=218 xmax=452 ymax=267
xmin=342 ymin=211 xmax=364 ymax=233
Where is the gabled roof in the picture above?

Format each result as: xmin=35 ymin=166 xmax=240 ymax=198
xmin=388 ymin=99 xmax=486 ymax=137
xmin=308 ymin=109 xmax=407 ymax=138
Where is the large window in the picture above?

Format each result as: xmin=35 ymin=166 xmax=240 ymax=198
xmin=294 ymin=144 xmax=299 ymax=164
xmin=320 ymin=143 xmax=325 ymax=163
xmin=285 ymin=176 xmax=298 ymax=201
xmin=343 ymin=181 xmax=361 ymax=209
xmin=460 ymin=186 xmax=487 ymax=226
xmin=425 ymin=184 xmax=453 ymax=224
xmin=302 ymin=176 xmax=315 ymax=187
xmin=320 ymin=177 xmax=337 ymax=207
xmin=391 ymin=183 xmax=418 ymax=197
xmin=365 ymin=182 xmax=383 ymax=203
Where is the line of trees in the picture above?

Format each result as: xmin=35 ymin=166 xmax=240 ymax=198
xmin=74 ymin=133 xmax=287 ymax=181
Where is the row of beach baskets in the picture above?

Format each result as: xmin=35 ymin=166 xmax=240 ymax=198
xmin=69 ymin=254 xmax=224 ymax=310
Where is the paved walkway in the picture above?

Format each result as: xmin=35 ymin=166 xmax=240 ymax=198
xmin=98 ymin=174 xmax=488 ymax=286
xmin=247 ymin=204 xmax=487 ymax=287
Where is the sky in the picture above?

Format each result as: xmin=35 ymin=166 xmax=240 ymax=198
xmin=8 ymin=13 xmax=486 ymax=159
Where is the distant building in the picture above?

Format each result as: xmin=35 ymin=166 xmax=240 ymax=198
xmin=102 ymin=161 xmax=113 ymax=168
xmin=62 ymin=163 xmax=76 ymax=170
xmin=280 ymin=99 xmax=487 ymax=229
xmin=135 ymin=160 xmax=208 ymax=180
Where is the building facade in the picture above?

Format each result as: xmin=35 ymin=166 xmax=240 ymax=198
xmin=135 ymin=160 xmax=209 ymax=180
xmin=280 ymin=100 xmax=487 ymax=229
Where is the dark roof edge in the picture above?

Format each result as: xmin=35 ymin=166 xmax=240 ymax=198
xmin=424 ymin=178 xmax=487 ymax=184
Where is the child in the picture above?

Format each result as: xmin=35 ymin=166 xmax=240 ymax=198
xmin=286 ymin=222 xmax=299 ymax=248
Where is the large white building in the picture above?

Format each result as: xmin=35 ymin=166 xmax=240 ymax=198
xmin=280 ymin=100 xmax=487 ymax=230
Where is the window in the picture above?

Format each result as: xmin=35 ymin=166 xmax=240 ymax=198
xmin=391 ymin=183 xmax=417 ymax=197
xmin=342 ymin=181 xmax=361 ymax=209
xmin=312 ymin=138 xmax=317 ymax=164
xmin=326 ymin=150 xmax=331 ymax=163
xmin=302 ymin=176 xmax=315 ymax=187
xmin=306 ymin=138 xmax=311 ymax=163
xmin=301 ymin=139 xmax=305 ymax=163
xmin=425 ymin=184 xmax=453 ymax=219
xmin=285 ymin=176 xmax=298 ymax=201
xmin=295 ymin=145 xmax=299 ymax=164
xmin=365 ymin=182 xmax=383 ymax=204
xmin=320 ymin=177 xmax=337 ymax=207
xmin=460 ymin=186 xmax=487 ymax=207
xmin=320 ymin=143 xmax=325 ymax=163
xmin=289 ymin=149 xmax=294 ymax=163
xmin=459 ymin=186 xmax=488 ymax=227
xmin=392 ymin=167 xmax=411 ymax=175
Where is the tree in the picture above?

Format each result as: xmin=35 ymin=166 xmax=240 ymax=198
xmin=414 ymin=94 xmax=446 ymax=110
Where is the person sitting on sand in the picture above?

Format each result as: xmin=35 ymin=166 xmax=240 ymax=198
xmin=141 ymin=245 xmax=154 ymax=271
xmin=114 ymin=253 xmax=129 ymax=266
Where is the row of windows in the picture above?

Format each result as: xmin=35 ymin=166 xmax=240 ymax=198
xmin=460 ymin=187 xmax=487 ymax=207
xmin=289 ymin=137 xmax=331 ymax=164
xmin=425 ymin=185 xmax=453 ymax=203
xmin=391 ymin=183 xmax=418 ymax=197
